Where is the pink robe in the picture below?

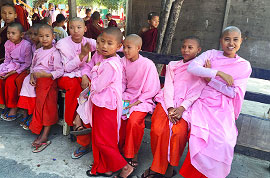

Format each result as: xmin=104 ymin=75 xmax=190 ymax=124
xmin=81 ymin=52 xmax=103 ymax=79
xmin=0 ymin=40 xmax=32 ymax=76
xmin=77 ymin=55 xmax=123 ymax=136
xmin=20 ymin=47 xmax=64 ymax=97
xmin=155 ymin=60 xmax=206 ymax=161
xmin=55 ymin=36 xmax=96 ymax=78
xmin=183 ymin=49 xmax=252 ymax=178
xmin=121 ymin=55 xmax=160 ymax=118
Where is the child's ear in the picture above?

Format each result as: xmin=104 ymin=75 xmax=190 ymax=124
xmin=21 ymin=32 xmax=25 ymax=38
xmin=84 ymin=26 xmax=87 ymax=33
xmin=117 ymin=43 xmax=122 ymax=50
xmin=15 ymin=13 xmax=17 ymax=19
xmin=197 ymin=47 xmax=202 ymax=54
xmin=147 ymin=20 xmax=151 ymax=24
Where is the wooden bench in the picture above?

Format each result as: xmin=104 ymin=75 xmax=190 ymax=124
xmin=58 ymin=51 xmax=270 ymax=161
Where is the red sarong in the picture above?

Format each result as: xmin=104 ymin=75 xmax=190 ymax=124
xmin=91 ymin=104 xmax=127 ymax=174
xmin=29 ymin=78 xmax=58 ymax=135
xmin=179 ymin=149 xmax=208 ymax=178
xmin=150 ymin=103 xmax=188 ymax=174
xmin=0 ymin=73 xmax=19 ymax=108
xmin=57 ymin=77 xmax=82 ymax=126
xmin=119 ymin=111 xmax=147 ymax=158
xmin=141 ymin=28 xmax=158 ymax=52
xmin=76 ymin=123 xmax=92 ymax=147
xmin=17 ymin=95 xmax=35 ymax=115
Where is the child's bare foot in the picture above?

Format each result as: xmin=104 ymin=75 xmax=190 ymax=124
xmin=73 ymin=114 xmax=83 ymax=130
xmin=141 ymin=168 xmax=162 ymax=178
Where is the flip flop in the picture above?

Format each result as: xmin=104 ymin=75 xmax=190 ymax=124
xmin=86 ymin=170 xmax=112 ymax=177
xmin=32 ymin=140 xmax=51 ymax=153
xmin=2 ymin=114 xmax=17 ymax=122
xmin=1 ymin=108 xmax=9 ymax=119
xmin=71 ymin=147 xmax=89 ymax=159
xmin=163 ymin=170 xmax=177 ymax=178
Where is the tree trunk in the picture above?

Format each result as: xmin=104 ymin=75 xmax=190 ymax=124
xmin=68 ymin=0 xmax=77 ymax=19
xmin=161 ymin=0 xmax=184 ymax=54
xmin=155 ymin=0 xmax=174 ymax=53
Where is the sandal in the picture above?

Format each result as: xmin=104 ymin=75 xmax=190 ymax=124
xmin=1 ymin=108 xmax=9 ymax=119
xmin=163 ymin=170 xmax=177 ymax=178
xmin=32 ymin=140 xmax=51 ymax=153
xmin=71 ymin=147 xmax=89 ymax=159
xmin=127 ymin=159 xmax=139 ymax=169
xmin=2 ymin=113 xmax=17 ymax=121
xmin=141 ymin=168 xmax=163 ymax=178
xmin=86 ymin=170 xmax=112 ymax=177
xmin=70 ymin=125 xmax=92 ymax=136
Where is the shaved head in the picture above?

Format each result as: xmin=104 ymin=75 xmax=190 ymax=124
xmin=69 ymin=17 xmax=85 ymax=26
xmin=8 ymin=22 xmax=23 ymax=33
xmin=221 ymin=26 xmax=241 ymax=38
xmin=125 ymin=34 xmax=142 ymax=48
xmin=38 ymin=24 xmax=54 ymax=35
xmin=101 ymin=27 xmax=123 ymax=44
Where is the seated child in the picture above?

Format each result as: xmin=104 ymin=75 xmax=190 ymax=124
xmin=118 ymin=34 xmax=160 ymax=173
xmin=139 ymin=12 xmax=159 ymax=52
xmin=141 ymin=36 xmax=206 ymax=178
xmin=0 ymin=3 xmax=17 ymax=62
xmin=179 ymin=26 xmax=252 ymax=178
xmin=0 ymin=22 xmax=32 ymax=121
xmin=106 ymin=13 xmax=117 ymax=27
xmin=53 ymin=14 xmax=68 ymax=41
xmin=84 ymin=11 xmax=102 ymax=40
xmin=17 ymin=24 xmax=64 ymax=152
xmin=55 ymin=17 xmax=96 ymax=128
xmin=82 ymin=27 xmax=133 ymax=178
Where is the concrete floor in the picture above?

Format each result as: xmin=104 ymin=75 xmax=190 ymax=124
xmin=0 ymin=119 xmax=269 ymax=178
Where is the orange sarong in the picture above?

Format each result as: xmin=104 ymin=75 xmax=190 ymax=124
xmin=150 ymin=103 xmax=188 ymax=174
xmin=29 ymin=78 xmax=58 ymax=135
xmin=119 ymin=111 xmax=147 ymax=158
xmin=0 ymin=73 xmax=19 ymax=108
xmin=91 ymin=104 xmax=127 ymax=174
xmin=57 ymin=77 xmax=82 ymax=126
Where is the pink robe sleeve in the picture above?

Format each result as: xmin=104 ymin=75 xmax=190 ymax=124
xmin=91 ymin=63 xmax=115 ymax=93
xmin=137 ymin=63 xmax=160 ymax=103
xmin=164 ymin=64 xmax=175 ymax=110
xmin=4 ymin=43 xmax=12 ymax=67
xmin=121 ymin=60 xmax=127 ymax=94
xmin=181 ymin=91 xmax=203 ymax=110
xmin=62 ymin=54 xmax=87 ymax=73
xmin=187 ymin=50 xmax=218 ymax=78
xmin=16 ymin=42 xmax=32 ymax=74
xmin=81 ymin=58 xmax=96 ymax=79
xmin=51 ymin=51 xmax=64 ymax=79
xmin=208 ymin=78 xmax=236 ymax=98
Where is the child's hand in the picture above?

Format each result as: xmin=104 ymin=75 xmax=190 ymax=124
xmin=204 ymin=60 xmax=212 ymax=82
xmin=125 ymin=100 xmax=142 ymax=109
xmin=79 ymin=43 xmax=91 ymax=61
xmin=30 ymin=74 xmax=36 ymax=86
xmin=217 ymin=71 xmax=234 ymax=86
xmin=81 ymin=75 xmax=91 ymax=89
xmin=169 ymin=106 xmax=185 ymax=121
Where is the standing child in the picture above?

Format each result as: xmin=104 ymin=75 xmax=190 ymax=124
xmin=118 ymin=34 xmax=160 ymax=173
xmin=141 ymin=36 xmax=205 ymax=178
xmin=18 ymin=24 xmax=64 ymax=152
xmin=106 ymin=13 xmax=117 ymax=27
xmin=53 ymin=13 xmax=68 ymax=41
xmin=84 ymin=27 xmax=133 ymax=178
xmin=0 ymin=3 xmax=17 ymax=62
xmin=139 ymin=12 xmax=159 ymax=52
xmin=179 ymin=26 xmax=252 ymax=178
xmin=0 ymin=22 xmax=32 ymax=121
xmin=55 ymin=17 xmax=96 ymax=128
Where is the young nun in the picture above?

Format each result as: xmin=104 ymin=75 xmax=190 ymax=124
xmin=0 ymin=22 xmax=31 ymax=121
xmin=18 ymin=24 xmax=64 ymax=152
xmin=179 ymin=26 xmax=252 ymax=178
xmin=118 ymin=34 xmax=160 ymax=172
xmin=55 ymin=17 xmax=96 ymax=127
xmin=141 ymin=36 xmax=206 ymax=178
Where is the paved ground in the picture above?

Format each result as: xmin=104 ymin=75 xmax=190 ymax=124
xmin=0 ymin=118 xmax=269 ymax=178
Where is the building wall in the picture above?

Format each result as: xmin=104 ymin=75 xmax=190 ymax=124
xmin=127 ymin=0 xmax=270 ymax=69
